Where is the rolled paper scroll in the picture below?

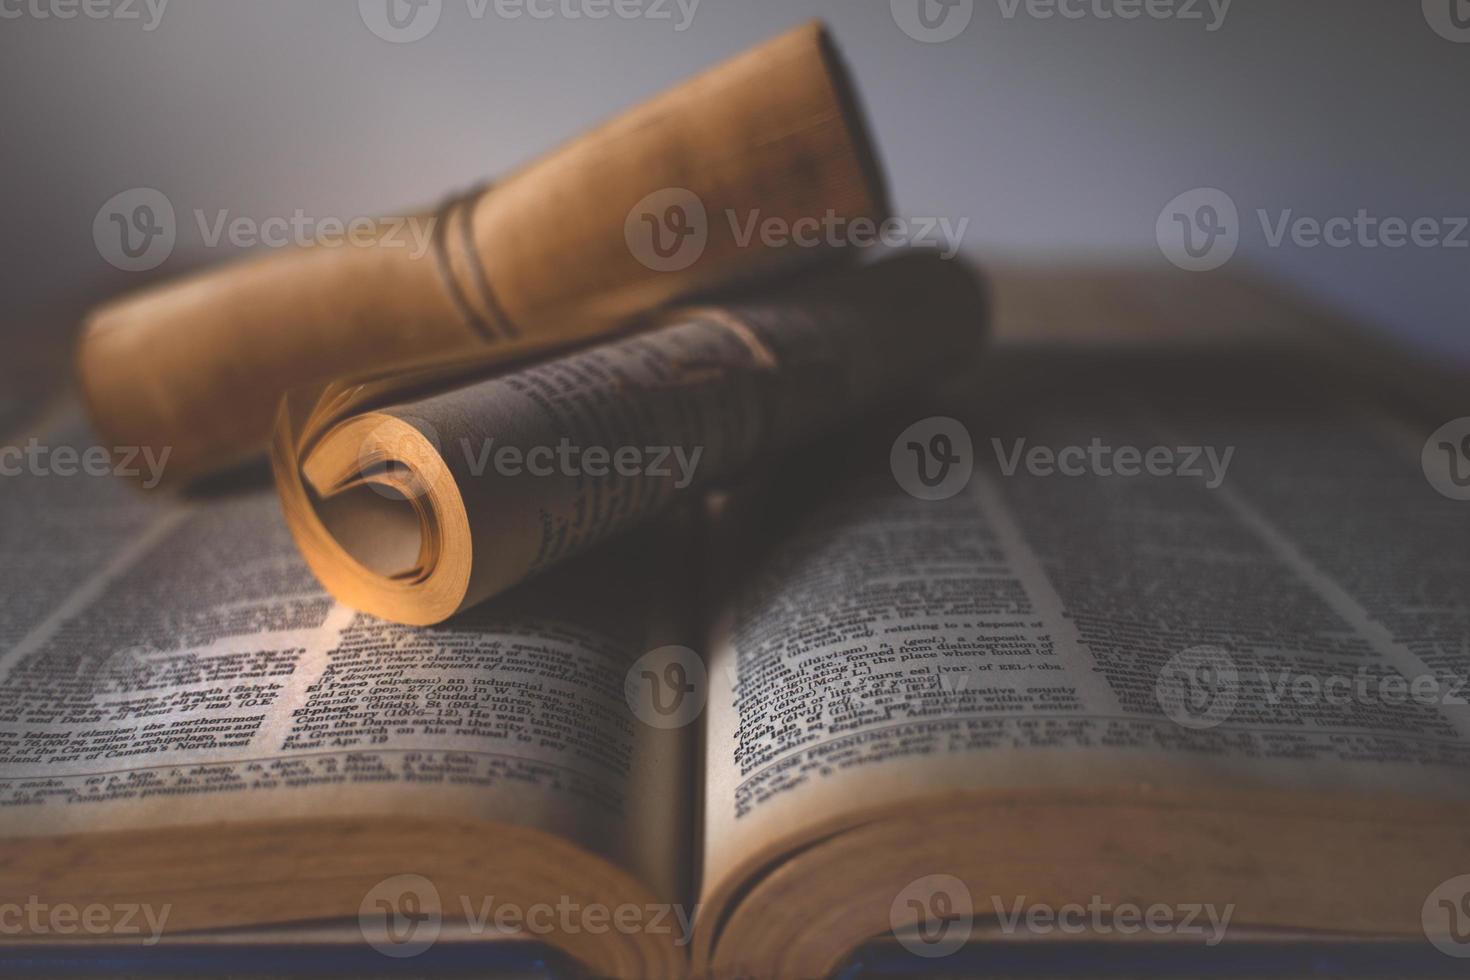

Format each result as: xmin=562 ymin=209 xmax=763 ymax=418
xmin=78 ymin=21 xmax=888 ymax=483
xmin=272 ymin=252 xmax=987 ymax=625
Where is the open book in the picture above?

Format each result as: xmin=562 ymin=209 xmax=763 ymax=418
xmin=2 ymin=271 xmax=1468 ymax=978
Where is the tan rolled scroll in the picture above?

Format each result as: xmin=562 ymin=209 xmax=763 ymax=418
xmin=78 ymin=20 xmax=889 ymax=484
xmin=271 ymin=252 xmax=988 ymax=626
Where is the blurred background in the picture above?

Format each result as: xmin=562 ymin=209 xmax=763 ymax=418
xmin=1 ymin=0 xmax=1466 ymax=411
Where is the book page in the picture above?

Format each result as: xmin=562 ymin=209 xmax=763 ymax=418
xmin=0 ymin=410 xmax=693 ymax=909
xmin=699 ymin=348 xmax=1470 ymax=899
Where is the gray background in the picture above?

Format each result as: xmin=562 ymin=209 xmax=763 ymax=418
xmin=2 ymin=0 xmax=1466 ymax=362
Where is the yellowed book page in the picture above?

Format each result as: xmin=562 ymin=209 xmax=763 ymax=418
xmin=699 ymin=349 xmax=1470 ymax=905
xmin=0 ymin=410 xmax=692 ymax=914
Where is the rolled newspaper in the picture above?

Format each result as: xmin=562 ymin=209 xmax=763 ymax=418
xmin=78 ymin=21 xmax=888 ymax=483
xmin=272 ymin=252 xmax=987 ymax=625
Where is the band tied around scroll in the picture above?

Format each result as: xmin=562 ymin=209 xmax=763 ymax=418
xmin=432 ymin=183 xmax=521 ymax=343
